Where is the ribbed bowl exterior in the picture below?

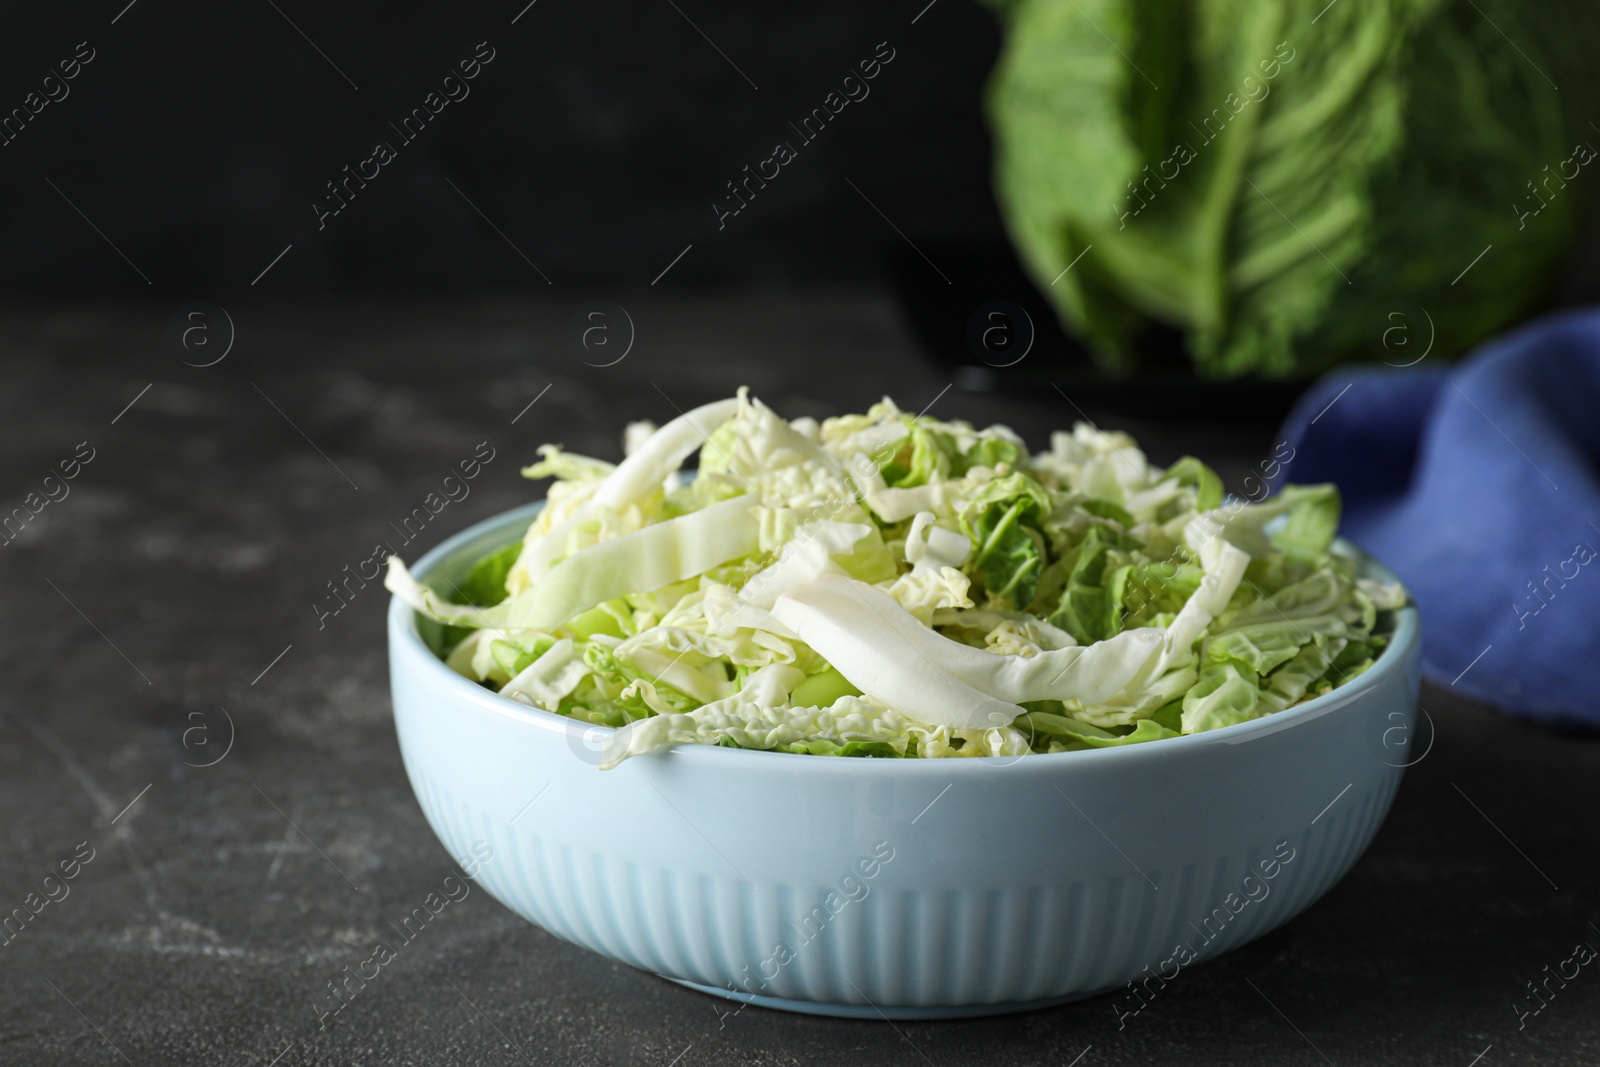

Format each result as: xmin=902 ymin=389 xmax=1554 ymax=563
xmin=389 ymin=503 xmax=1422 ymax=1017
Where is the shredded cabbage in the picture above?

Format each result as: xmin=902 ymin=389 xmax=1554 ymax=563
xmin=388 ymin=388 xmax=1406 ymax=766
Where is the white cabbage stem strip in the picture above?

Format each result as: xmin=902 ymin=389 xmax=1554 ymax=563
xmin=518 ymin=396 xmax=740 ymax=583
xmin=386 ymin=493 xmax=760 ymax=632
xmin=773 ymin=574 xmax=1164 ymax=729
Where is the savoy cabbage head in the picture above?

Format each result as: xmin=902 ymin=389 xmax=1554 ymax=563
xmin=984 ymin=0 xmax=1600 ymax=378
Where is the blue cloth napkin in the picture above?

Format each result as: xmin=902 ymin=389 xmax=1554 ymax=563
xmin=1274 ymin=308 xmax=1600 ymax=727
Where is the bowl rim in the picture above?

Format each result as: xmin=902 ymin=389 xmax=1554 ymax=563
xmin=389 ymin=499 xmax=1420 ymax=774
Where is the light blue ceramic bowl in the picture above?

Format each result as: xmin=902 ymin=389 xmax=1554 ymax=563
xmin=388 ymin=501 xmax=1422 ymax=1019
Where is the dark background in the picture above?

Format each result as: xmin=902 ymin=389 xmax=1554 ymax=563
xmin=1 ymin=0 xmax=1004 ymax=294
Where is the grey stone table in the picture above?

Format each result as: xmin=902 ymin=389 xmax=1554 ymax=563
xmin=1 ymin=296 xmax=1595 ymax=1066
